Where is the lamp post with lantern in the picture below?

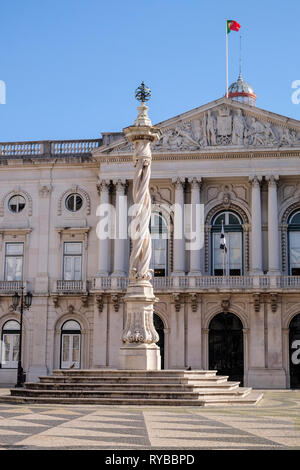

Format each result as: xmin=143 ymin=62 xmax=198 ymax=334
xmin=12 ymin=287 xmax=32 ymax=388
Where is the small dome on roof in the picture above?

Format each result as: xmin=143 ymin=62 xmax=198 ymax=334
xmin=227 ymin=73 xmax=257 ymax=106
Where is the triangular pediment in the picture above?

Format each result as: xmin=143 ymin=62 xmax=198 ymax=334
xmin=94 ymin=97 xmax=300 ymax=155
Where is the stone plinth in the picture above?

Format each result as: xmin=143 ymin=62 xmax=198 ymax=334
xmin=119 ymin=344 xmax=161 ymax=370
xmin=119 ymin=282 xmax=161 ymax=370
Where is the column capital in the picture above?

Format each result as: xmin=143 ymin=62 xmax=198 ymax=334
xmin=249 ymin=175 xmax=262 ymax=187
xmin=188 ymin=177 xmax=202 ymax=190
xmin=266 ymin=175 xmax=279 ymax=187
xmin=97 ymin=179 xmax=110 ymax=195
xmin=113 ymin=179 xmax=127 ymax=193
xmin=172 ymin=177 xmax=185 ymax=189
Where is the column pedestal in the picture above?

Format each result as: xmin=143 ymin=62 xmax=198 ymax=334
xmin=119 ymin=282 xmax=161 ymax=370
xmin=120 ymin=344 xmax=161 ymax=370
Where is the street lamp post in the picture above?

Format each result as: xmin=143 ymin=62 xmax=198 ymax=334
xmin=12 ymin=287 xmax=32 ymax=388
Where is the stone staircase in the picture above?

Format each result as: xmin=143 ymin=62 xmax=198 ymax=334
xmin=0 ymin=369 xmax=263 ymax=406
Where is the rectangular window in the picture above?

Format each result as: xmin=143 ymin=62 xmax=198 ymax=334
xmin=1 ymin=334 xmax=19 ymax=368
xmin=63 ymin=242 xmax=82 ymax=281
xmin=4 ymin=243 xmax=24 ymax=281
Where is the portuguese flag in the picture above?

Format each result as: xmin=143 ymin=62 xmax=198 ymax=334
xmin=227 ymin=20 xmax=241 ymax=33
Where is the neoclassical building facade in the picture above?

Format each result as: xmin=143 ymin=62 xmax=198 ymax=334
xmin=1 ymin=84 xmax=300 ymax=389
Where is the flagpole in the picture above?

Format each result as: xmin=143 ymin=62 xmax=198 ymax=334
xmin=226 ymin=19 xmax=228 ymax=98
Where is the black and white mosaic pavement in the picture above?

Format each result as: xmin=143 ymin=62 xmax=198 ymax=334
xmin=0 ymin=391 xmax=299 ymax=450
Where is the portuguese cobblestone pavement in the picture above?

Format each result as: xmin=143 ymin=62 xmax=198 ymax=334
xmin=0 ymin=389 xmax=299 ymax=450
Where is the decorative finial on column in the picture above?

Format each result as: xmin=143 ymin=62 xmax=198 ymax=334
xmin=134 ymin=81 xmax=152 ymax=127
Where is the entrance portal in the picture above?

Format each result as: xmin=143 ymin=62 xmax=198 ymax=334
xmin=154 ymin=313 xmax=165 ymax=369
xmin=209 ymin=312 xmax=244 ymax=384
xmin=289 ymin=314 xmax=300 ymax=389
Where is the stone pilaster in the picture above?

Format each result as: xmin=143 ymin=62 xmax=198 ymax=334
xmin=188 ymin=177 xmax=202 ymax=275
xmin=112 ymin=179 xmax=127 ymax=277
xmin=249 ymin=176 xmax=263 ymax=274
xmin=266 ymin=175 xmax=280 ymax=275
xmin=96 ymin=179 xmax=110 ymax=276
xmin=172 ymin=177 xmax=185 ymax=275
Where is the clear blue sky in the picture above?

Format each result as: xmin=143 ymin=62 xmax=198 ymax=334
xmin=0 ymin=0 xmax=299 ymax=141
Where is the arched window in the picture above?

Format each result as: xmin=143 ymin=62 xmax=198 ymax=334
xmin=211 ymin=211 xmax=243 ymax=276
xmin=150 ymin=212 xmax=169 ymax=277
xmin=288 ymin=211 xmax=300 ymax=275
xmin=1 ymin=320 xmax=20 ymax=368
xmin=60 ymin=320 xmax=81 ymax=369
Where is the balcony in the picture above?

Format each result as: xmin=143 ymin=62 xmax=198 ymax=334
xmin=0 ymin=281 xmax=27 ymax=294
xmin=56 ymin=280 xmax=87 ymax=294
xmin=90 ymin=275 xmax=300 ymax=293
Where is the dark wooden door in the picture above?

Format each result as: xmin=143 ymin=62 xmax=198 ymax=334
xmin=209 ymin=313 xmax=244 ymax=385
xmin=154 ymin=313 xmax=165 ymax=369
xmin=290 ymin=314 xmax=300 ymax=389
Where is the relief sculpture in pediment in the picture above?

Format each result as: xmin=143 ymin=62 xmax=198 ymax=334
xmin=104 ymin=105 xmax=300 ymax=154
xmin=151 ymin=107 xmax=300 ymax=152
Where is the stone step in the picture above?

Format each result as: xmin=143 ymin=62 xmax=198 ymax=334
xmin=25 ymin=381 xmax=240 ymax=391
xmin=0 ymin=391 xmax=263 ymax=406
xmin=11 ymin=388 xmax=250 ymax=399
xmin=52 ymin=369 xmax=218 ymax=378
xmin=1 ymin=369 xmax=263 ymax=406
xmin=202 ymin=391 xmax=264 ymax=406
xmin=38 ymin=375 xmax=229 ymax=384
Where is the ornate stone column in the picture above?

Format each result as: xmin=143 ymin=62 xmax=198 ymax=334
xmin=172 ymin=177 xmax=185 ymax=275
xmin=112 ymin=179 xmax=127 ymax=277
xmin=188 ymin=177 xmax=202 ymax=275
xmin=266 ymin=175 xmax=280 ymax=275
xmin=96 ymin=180 xmax=110 ymax=276
xmin=250 ymin=176 xmax=263 ymax=274
xmin=119 ymin=83 xmax=161 ymax=370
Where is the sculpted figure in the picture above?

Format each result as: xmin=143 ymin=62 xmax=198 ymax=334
xmin=264 ymin=122 xmax=278 ymax=145
xmin=247 ymin=117 xmax=266 ymax=146
xmin=232 ymin=109 xmax=245 ymax=145
xmin=281 ymin=128 xmax=292 ymax=146
xmin=206 ymin=110 xmax=217 ymax=146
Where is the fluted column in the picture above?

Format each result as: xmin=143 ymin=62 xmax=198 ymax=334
xmin=172 ymin=177 xmax=185 ymax=275
xmin=266 ymin=175 xmax=280 ymax=274
xmin=96 ymin=179 xmax=110 ymax=276
xmin=250 ymin=176 xmax=263 ymax=274
xmin=112 ymin=179 xmax=127 ymax=277
xmin=188 ymin=177 xmax=202 ymax=275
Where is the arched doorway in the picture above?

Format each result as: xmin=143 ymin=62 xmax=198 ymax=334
xmin=154 ymin=313 xmax=165 ymax=369
xmin=60 ymin=320 xmax=81 ymax=369
xmin=209 ymin=313 xmax=244 ymax=384
xmin=289 ymin=314 xmax=300 ymax=388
